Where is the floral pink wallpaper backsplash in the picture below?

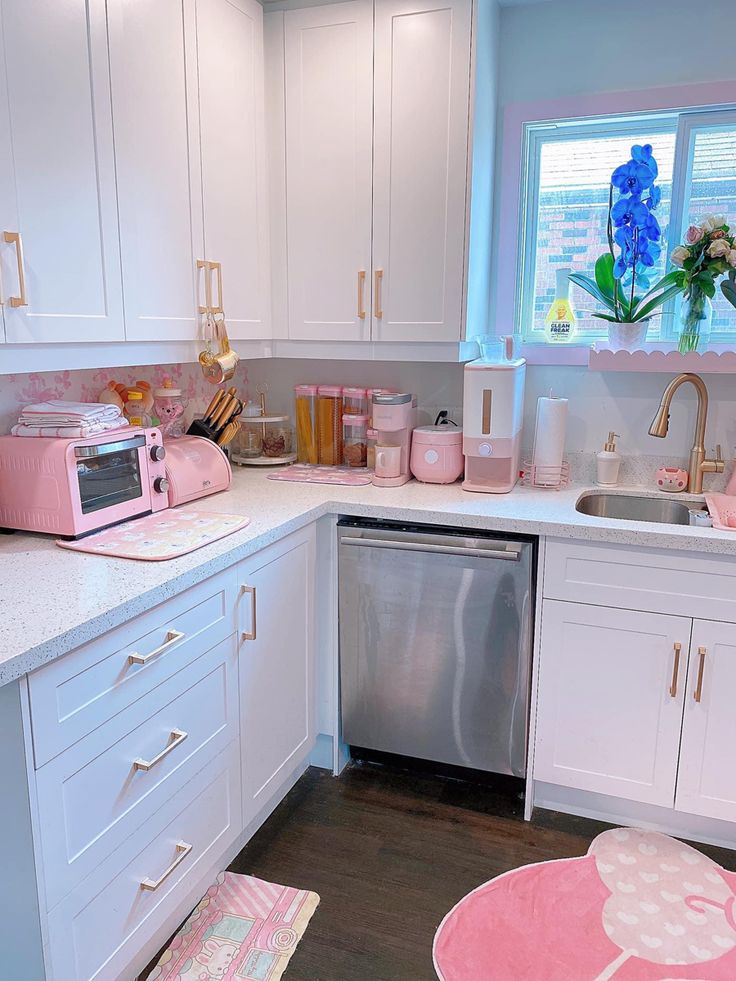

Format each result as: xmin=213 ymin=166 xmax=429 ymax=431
xmin=0 ymin=362 xmax=250 ymax=433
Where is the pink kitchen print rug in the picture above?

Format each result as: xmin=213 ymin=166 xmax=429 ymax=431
xmin=434 ymin=828 xmax=736 ymax=980
xmin=148 ymin=871 xmax=319 ymax=981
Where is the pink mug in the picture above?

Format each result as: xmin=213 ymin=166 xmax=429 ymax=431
xmin=375 ymin=445 xmax=401 ymax=479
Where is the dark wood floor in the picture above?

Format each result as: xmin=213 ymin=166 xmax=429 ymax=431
xmin=226 ymin=762 xmax=736 ymax=981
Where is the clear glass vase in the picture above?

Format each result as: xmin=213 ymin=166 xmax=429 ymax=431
xmin=678 ymin=290 xmax=713 ymax=354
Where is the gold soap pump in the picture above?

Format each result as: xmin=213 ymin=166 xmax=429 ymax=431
xmin=596 ymin=431 xmax=621 ymax=486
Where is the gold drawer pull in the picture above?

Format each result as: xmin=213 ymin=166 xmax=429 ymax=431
xmin=140 ymin=841 xmax=192 ymax=892
xmin=374 ymin=268 xmax=383 ymax=320
xmin=241 ymin=584 xmax=257 ymax=641
xmin=128 ymin=629 xmax=185 ymax=666
xmin=693 ymin=645 xmax=707 ymax=703
xmin=669 ymin=642 xmax=682 ymax=698
xmin=4 ymin=231 xmax=27 ymax=307
xmin=134 ymin=729 xmax=188 ymax=772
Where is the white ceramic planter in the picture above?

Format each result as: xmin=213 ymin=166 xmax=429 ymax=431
xmin=607 ymin=320 xmax=649 ymax=351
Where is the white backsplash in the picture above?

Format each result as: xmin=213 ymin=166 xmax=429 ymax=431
xmin=1 ymin=358 xmax=734 ymax=491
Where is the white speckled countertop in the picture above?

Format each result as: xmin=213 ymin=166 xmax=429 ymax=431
xmin=1 ymin=469 xmax=734 ymax=685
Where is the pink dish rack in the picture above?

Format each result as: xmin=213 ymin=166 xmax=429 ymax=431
xmin=704 ymin=494 xmax=736 ymax=531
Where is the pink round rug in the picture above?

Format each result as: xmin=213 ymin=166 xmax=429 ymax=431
xmin=433 ymin=828 xmax=736 ymax=980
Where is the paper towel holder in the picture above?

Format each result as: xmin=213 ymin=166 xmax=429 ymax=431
xmin=521 ymin=458 xmax=570 ymax=490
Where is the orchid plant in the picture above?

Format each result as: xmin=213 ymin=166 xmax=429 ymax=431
xmin=671 ymin=215 xmax=736 ymax=352
xmin=569 ymin=144 xmax=684 ymax=325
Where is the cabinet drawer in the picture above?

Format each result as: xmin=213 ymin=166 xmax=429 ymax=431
xmin=46 ymin=742 xmax=241 ymax=981
xmin=544 ymin=538 xmax=736 ymax=621
xmin=29 ymin=569 xmax=236 ymax=766
xmin=37 ymin=635 xmax=237 ymax=910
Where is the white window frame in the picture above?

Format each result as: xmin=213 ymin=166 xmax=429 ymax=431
xmin=667 ymin=108 xmax=736 ymax=342
xmin=517 ymin=106 xmax=736 ymax=346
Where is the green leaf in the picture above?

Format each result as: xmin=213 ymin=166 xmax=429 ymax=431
xmin=697 ymin=277 xmax=717 ymax=299
xmin=568 ymin=273 xmax=616 ymax=312
xmin=721 ymin=278 xmax=736 ymax=309
xmin=633 ymin=284 xmax=684 ymax=322
xmin=594 ymin=253 xmax=615 ymax=299
xmin=591 ymin=312 xmax=620 ymax=323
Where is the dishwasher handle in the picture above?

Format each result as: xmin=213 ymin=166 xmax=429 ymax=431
xmin=339 ymin=536 xmax=522 ymax=561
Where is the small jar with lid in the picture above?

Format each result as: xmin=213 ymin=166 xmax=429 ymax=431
xmin=317 ymin=386 xmax=343 ymax=465
xmin=153 ymin=378 xmax=187 ymax=439
xmin=294 ymin=385 xmax=319 ymax=464
xmin=124 ymin=390 xmax=152 ymax=428
xmin=342 ymin=414 xmax=368 ymax=467
xmin=342 ymin=387 xmax=368 ymax=416
xmin=366 ymin=428 xmax=377 ymax=469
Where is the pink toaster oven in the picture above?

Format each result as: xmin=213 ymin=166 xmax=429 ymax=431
xmin=0 ymin=427 xmax=169 ymax=538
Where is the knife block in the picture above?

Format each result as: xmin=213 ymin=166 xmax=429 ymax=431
xmin=186 ymin=418 xmax=218 ymax=441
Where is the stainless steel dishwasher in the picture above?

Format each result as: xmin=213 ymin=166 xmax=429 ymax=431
xmin=338 ymin=519 xmax=535 ymax=777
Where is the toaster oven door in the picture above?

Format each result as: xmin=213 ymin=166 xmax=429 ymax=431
xmin=74 ymin=435 xmax=147 ymax=515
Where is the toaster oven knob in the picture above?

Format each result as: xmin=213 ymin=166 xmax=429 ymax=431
xmin=150 ymin=444 xmax=166 ymax=462
xmin=154 ymin=476 xmax=170 ymax=495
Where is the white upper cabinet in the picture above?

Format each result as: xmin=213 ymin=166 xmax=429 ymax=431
xmin=0 ymin=0 xmax=124 ymax=344
xmin=108 ymin=0 xmax=205 ymax=342
xmin=676 ymin=620 xmax=736 ymax=822
xmin=197 ymin=0 xmax=270 ymax=340
xmin=372 ymin=0 xmax=471 ymax=342
xmin=284 ymin=1 xmax=373 ymax=341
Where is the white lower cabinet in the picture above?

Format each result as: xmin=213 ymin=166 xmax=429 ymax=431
xmin=236 ymin=525 xmax=316 ymax=825
xmin=535 ymin=584 xmax=736 ymax=826
xmin=676 ymin=619 xmax=736 ymax=822
xmin=534 ymin=601 xmax=690 ymax=807
xmin=14 ymin=525 xmax=318 ymax=980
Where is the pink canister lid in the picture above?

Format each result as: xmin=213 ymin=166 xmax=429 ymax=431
xmin=342 ymin=413 xmax=369 ymax=425
xmin=412 ymin=425 xmax=462 ymax=445
xmin=295 ymin=384 xmax=318 ymax=395
xmin=342 ymin=386 xmax=367 ymax=398
xmin=318 ymin=385 xmax=342 ymax=397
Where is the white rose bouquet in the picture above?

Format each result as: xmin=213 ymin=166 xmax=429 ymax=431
xmin=671 ymin=215 xmax=736 ymax=352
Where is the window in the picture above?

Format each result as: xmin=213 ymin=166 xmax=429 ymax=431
xmin=518 ymin=108 xmax=736 ymax=344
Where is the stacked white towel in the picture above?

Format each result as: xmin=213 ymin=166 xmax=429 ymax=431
xmin=11 ymin=400 xmax=129 ymax=438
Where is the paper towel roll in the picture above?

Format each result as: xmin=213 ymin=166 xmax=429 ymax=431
xmin=532 ymin=396 xmax=568 ymax=484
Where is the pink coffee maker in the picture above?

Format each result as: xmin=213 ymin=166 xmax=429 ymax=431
xmin=371 ymin=393 xmax=416 ymax=487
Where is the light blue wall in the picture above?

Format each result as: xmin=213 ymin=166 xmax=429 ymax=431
xmin=497 ymin=0 xmax=735 ymax=107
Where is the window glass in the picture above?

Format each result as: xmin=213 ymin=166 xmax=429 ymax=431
xmin=525 ymin=127 xmax=677 ymax=341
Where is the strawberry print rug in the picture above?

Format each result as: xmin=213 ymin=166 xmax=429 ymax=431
xmin=147 ymin=871 xmax=319 ymax=981
xmin=434 ymin=828 xmax=736 ymax=980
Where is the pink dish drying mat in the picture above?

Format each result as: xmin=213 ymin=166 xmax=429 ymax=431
xmin=56 ymin=509 xmax=250 ymax=561
xmin=267 ymin=464 xmax=372 ymax=486
xmin=705 ymin=492 xmax=736 ymax=531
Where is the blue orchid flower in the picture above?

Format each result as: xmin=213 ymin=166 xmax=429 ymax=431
xmin=612 ymin=195 xmax=649 ymax=228
xmin=646 ymin=185 xmax=661 ymax=210
xmin=611 ymin=159 xmax=655 ymax=196
xmin=632 ymin=144 xmax=658 ymax=179
xmin=643 ymin=212 xmax=661 ymax=241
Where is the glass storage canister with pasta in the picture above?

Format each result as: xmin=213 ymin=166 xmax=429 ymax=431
xmin=294 ymin=384 xmax=319 ymax=464
xmin=317 ymin=385 xmax=343 ymax=465
xmin=342 ymin=414 xmax=369 ymax=468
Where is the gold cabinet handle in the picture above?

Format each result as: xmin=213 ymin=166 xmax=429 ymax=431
xmin=209 ymin=260 xmax=223 ymax=315
xmin=140 ymin=841 xmax=192 ymax=892
xmin=241 ymin=584 xmax=257 ymax=641
xmin=669 ymin=642 xmax=682 ymax=698
xmin=374 ymin=268 xmax=383 ymax=319
xmin=693 ymin=645 xmax=707 ymax=703
xmin=357 ymin=270 xmax=366 ymax=320
xmin=128 ymin=629 xmax=185 ymax=666
xmin=4 ymin=231 xmax=27 ymax=307
xmin=134 ymin=729 xmax=188 ymax=772
xmin=197 ymin=259 xmax=211 ymax=314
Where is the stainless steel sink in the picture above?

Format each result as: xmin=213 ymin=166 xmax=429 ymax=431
xmin=576 ymin=492 xmax=698 ymax=525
